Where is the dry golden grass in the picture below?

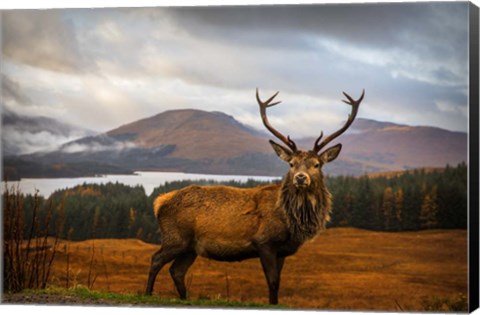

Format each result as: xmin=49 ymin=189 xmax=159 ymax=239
xmin=47 ymin=228 xmax=467 ymax=311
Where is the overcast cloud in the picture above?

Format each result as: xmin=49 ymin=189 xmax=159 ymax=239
xmin=1 ymin=2 xmax=471 ymax=150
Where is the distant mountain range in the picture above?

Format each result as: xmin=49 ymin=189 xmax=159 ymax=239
xmin=298 ymin=118 xmax=467 ymax=174
xmin=2 ymin=109 xmax=467 ymax=180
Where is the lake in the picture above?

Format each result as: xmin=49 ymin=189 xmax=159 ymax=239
xmin=2 ymin=171 xmax=280 ymax=197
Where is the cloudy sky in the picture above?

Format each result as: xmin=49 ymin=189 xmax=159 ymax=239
xmin=1 ymin=1 xmax=472 ymax=149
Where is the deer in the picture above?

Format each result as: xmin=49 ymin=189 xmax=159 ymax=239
xmin=145 ymin=88 xmax=364 ymax=304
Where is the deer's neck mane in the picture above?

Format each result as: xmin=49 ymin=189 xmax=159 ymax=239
xmin=278 ymin=178 xmax=332 ymax=243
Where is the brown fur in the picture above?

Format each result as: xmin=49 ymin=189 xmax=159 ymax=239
xmin=280 ymin=172 xmax=332 ymax=243
xmin=153 ymin=191 xmax=176 ymax=219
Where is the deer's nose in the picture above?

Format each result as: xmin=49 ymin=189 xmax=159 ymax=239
xmin=296 ymin=173 xmax=307 ymax=184
xmin=294 ymin=173 xmax=308 ymax=185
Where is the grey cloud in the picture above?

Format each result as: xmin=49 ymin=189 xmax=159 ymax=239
xmin=2 ymin=76 xmax=31 ymax=106
xmin=2 ymin=9 xmax=90 ymax=73
xmin=160 ymin=3 xmax=467 ymax=53
xmin=154 ymin=3 xmax=468 ymax=91
xmin=115 ymin=3 xmax=468 ymax=119
xmin=2 ymin=4 xmax=468 ymax=82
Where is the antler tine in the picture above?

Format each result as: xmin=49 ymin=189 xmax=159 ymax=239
xmin=342 ymin=89 xmax=365 ymax=106
xmin=312 ymin=131 xmax=324 ymax=153
xmin=256 ymin=90 xmax=282 ymax=107
xmin=313 ymin=89 xmax=364 ymax=154
xmin=256 ymin=88 xmax=297 ymax=152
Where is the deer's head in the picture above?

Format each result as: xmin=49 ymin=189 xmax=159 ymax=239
xmin=256 ymin=88 xmax=364 ymax=191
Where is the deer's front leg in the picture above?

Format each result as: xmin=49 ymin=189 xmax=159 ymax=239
xmin=257 ymin=245 xmax=280 ymax=305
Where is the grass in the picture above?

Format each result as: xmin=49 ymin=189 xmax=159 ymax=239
xmin=21 ymin=286 xmax=288 ymax=309
xmin=12 ymin=286 xmax=468 ymax=312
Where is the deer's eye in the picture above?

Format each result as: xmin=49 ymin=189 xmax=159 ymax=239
xmin=289 ymin=162 xmax=294 ymax=168
xmin=314 ymin=163 xmax=320 ymax=168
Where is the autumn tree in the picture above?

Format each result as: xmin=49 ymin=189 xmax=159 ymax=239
xmin=420 ymin=185 xmax=439 ymax=229
xmin=394 ymin=188 xmax=404 ymax=231
xmin=382 ymin=187 xmax=395 ymax=230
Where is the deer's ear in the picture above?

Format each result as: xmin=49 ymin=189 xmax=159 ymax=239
xmin=319 ymin=143 xmax=342 ymax=163
xmin=269 ymin=140 xmax=293 ymax=162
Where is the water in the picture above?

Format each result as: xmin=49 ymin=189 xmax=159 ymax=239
xmin=3 ymin=171 xmax=280 ymax=197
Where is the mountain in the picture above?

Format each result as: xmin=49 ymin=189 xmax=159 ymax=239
xmin=3 ymin=110 xmax=468 ymax=180
xmin=343 ymin=119 xmax=467 ymax=171
xmin=299 ymin=118 xmax=467 ymax=174
xmin=105 ymin=109 xmax=271 ymax=160
xmin=2 ymin=109 xmax=95 ymax=156
xmin=51 ymin=109 xmax=281 ymax=174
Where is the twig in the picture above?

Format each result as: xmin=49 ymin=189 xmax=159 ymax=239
xmin=87 ymin=240 xmax=96 ymax=289
xmin=101 ymin=249 xmax=111 ymax=291
xmin=66 ymin=243 xmax=70 ymax=288
xmin=395 ymin=299 xmax=404 ymax=311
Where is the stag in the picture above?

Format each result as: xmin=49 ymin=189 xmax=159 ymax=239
xmin=145 ymin=88 xmax=364 ymax=304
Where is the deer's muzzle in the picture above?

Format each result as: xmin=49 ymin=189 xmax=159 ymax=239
xmin=293 ymin=172 xmax=311 ymax=188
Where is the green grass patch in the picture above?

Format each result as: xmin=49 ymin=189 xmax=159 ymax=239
xmin=21 ymin=286 xmax=288 ymax=309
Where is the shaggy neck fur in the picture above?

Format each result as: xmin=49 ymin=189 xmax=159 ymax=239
xmin=279 ymin=175 xmax=332 ymax=243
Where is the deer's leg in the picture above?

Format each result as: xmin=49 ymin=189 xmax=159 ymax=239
xmin=169 ymin=252 xmax=197 ymax=299
xmin=145 ymin=245 xmax=183 ymax=295
xmin=257 ymin=247 xmax=280 ymax=305
xmin=276 ymin=256 xmax=285 ymax=282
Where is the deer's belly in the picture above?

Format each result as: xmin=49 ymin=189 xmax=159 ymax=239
xmin=194 ymin=239 xmax=257 ymax=262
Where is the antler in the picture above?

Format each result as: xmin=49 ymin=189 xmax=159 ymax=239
xmin=256 ymin=88 xmax=297 ymax=152
xmin=313 ymin=89 xmax=365 ymax=153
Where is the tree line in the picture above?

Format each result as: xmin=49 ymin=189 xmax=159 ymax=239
xmin=6 ymin=163 xmax=467 ymax=244
xmin=326 ymin=163 xmax=467 ymax=231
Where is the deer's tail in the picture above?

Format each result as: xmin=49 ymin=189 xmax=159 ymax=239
xmin=153 ymin=191 xmax=177 ymax=220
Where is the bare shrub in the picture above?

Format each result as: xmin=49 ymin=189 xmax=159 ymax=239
xmin=3 ymin=184 xmax=62 ymax=292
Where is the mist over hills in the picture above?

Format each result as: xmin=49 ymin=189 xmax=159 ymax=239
xmin=2 ymin=108 xmax=95 ymax=156
xmin=3 ymin=109 xmax=467 ymax=180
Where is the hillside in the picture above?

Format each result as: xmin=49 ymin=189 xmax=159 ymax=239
xmin=342 ymin=120 xmax=467 ymax=170
xmin=3 ymin=110 xmax=468 ymax=180
xmin=106 ymin=109 xmax=271 ymax=160
xmin=300 ymin=118 xmax=467 ymax=173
